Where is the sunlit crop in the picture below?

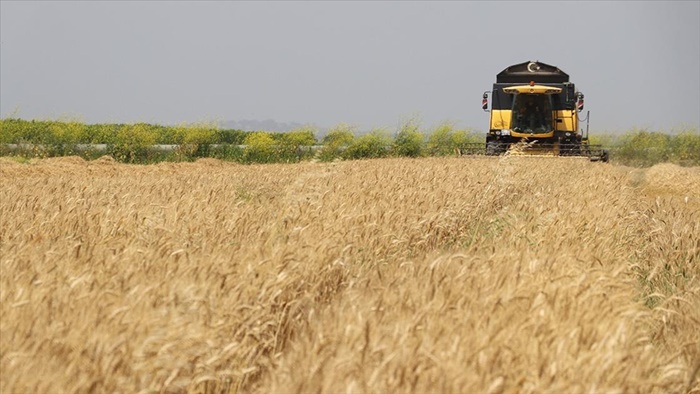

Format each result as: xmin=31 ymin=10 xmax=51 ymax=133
xmin=1 ymin=153 xmax=699 ymax=393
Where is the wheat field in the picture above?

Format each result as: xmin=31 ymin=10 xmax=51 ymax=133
xmin=1 ymin=155 xmax=698 ymax=394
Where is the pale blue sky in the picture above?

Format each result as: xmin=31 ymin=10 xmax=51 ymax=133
xmin=1 ymin=1 xmax=698 ymax=133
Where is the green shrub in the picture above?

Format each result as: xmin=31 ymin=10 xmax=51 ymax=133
xmin=669 ymin=130 xmax=700 ymax=165
xmin=318 ymin=124 xmax=355 ymax=162
xmin=393 ymin=119 xmax=424 ymax=157
xmin=216 ymin=128 xmax=248 ymax=145
xmin=182 ymin=124 xmax=216 ymax=145
xmin=84 ymin=123 xmax=119 ymax=144
xmin=587 ymin=133 xmax=617 ymax=147
xmin=0 ymin=119 xmax=50 ymax=144
xmin=41 ymin=121 xmax=84 ymax=156
xmin=276 ymin=126 xmax=318 ymax=162
xmin=53 ymin=121 xmax=84 ymax=144
xmin=243 ymin=132 xmax=276 ymax=163
xmin=176 ymin=123 xmax=217 ymax=158
xmin=0 ymin=118 xmax=26 ymax=143
xmin=615 ymin=129 xmax=671 ymax=167
xmin=209 ymin=144 xmax=245 ymax=161
xmin=452 ymin=128 xmax=481 ymax=148
xmin=344 ymin=129 xmax=391 ymax=160
xmin=426 ymin=122 xmax=483 ymax=156
xmin=427 ymin=122 xmax=457 ymax=156
xmin=111 ymin=123 xmax=159 ymax=163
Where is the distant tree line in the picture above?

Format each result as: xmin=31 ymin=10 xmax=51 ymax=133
xmin=1 ymin=118 xmax=698 ymax=166
xmin=589 ymin=128 xmax=700 ymax=167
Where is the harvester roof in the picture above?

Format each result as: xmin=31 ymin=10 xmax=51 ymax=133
xmin=497 ymin=61 xmax=570 ymax=84
xmin=503 ymin=84 xmax=562 ymax=94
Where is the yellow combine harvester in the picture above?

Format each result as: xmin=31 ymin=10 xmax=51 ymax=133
xmin=462 ymin=60 xmax=609 ymax=161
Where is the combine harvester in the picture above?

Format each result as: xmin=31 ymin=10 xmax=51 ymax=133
xmin=462 ymin=60 xmax=609 ymax=161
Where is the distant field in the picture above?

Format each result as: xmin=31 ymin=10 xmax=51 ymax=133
xmin=1 ymin=156 xmax=698 ymax=393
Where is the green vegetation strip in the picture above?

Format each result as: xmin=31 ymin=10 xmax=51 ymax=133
xmin=1 ymin=118 xmax=698 ymax=166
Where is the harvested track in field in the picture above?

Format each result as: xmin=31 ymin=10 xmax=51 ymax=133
xmin=1 ymin=156 xmax=698 ymax=393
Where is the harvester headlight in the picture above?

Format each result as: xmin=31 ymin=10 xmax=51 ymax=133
xmin=495 ymin=130 xmax=501 ymax=135
xmin=565 ymin=132 xmax=572 ymax=137
xmin=500 ymin=129 xmax=511 ymax=136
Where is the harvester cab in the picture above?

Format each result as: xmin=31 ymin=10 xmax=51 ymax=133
xmin=512 ymin=93 xmax=551 ymax=134
xmin=466 ymin=60 xmax=608 ymax=161
xmin=505 ymin=83 xmax=560 ymax=135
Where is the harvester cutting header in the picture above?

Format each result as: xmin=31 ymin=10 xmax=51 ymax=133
xmin=463 ymin=60 xmax=608 ymax=161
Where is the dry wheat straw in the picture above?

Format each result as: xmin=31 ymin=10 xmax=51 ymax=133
xmin=1 ymin=156 xmax=698 ymax=393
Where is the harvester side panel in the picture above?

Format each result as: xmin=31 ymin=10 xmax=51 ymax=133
xmin=554 ymin=110 xmax=578 ymax=133
xmin=489 ymin=109 xmax=513 ymax=130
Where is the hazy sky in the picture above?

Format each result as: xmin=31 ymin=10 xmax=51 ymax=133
xmin=1 ymin=1 xmax=699 ymax=133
